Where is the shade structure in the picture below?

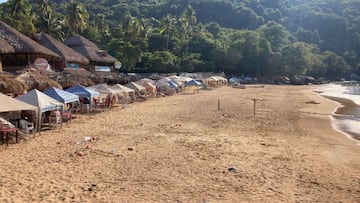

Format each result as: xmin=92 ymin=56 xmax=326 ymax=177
xmin=64 ymin=35 xmax=117 ymax=64
xmin=111 ymin=84 xmax=135 ymax=94
xmin=16 ymin=89 xmax=63 ymax=132
xmin=34 ymin=32 xmax=89 ymax=65
xmin=16 ymin=89 xmax=63 ymax=113
xmin=0 ymin=20 xmax=60 ymax=58
xmin=169 ymin=81 xmax=179 ymax=89
xmin=88 ymin=83 xmax=122 ymax=96
xmin=65 ymin=84 xmax=100 ymax=98
xmin=0 ymin=72 xmax=28 ymax=94
xmin=229 ymin=77 xmax=240 ymax=84
xmin=185 ymin=79 xmax=202 ymax=86
xmin=0 ymin=93 xmax=37 ymax=113
xmin=44 ymin=87 xmax=79 ymax=104
xmin=0 ymin=38 xmax=15 ymax=54
xmin=125 ymin=82 xmax=146 ymax=93
xmin=135 ymin=80 xmax=156 ymax=92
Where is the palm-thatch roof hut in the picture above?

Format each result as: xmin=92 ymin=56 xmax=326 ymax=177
xmin=0 ymin=72 xmax=28 ymax=95
xmin=64 ymin=35 xmax=117 ymax=70
xmin=33 ymin=32 xmax=89 ymax=70
xmin=0 ymin=38 xmax=14 ymax=54
xmin=0 ymin=20 xmax=61 ymax=73
xmin=0 ymin=38 xmax=15 ymax=72
xmin=15 ymin=71 xmax=62 ymax=91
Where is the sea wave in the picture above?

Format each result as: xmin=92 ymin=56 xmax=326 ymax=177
xmin=317 ymin=82 xmax=360 ymax=144
xmin=318 ymin=82 xmax=360 ymax=106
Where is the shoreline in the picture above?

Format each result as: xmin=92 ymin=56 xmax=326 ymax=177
xmin=321 ymin=95 xmax=360 ymax=143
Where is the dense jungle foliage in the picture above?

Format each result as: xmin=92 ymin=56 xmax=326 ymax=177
xmin=1 ymin=0 xmax=359 ymax=80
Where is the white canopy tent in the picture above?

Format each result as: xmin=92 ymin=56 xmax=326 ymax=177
xmin=16 ymin=89 xmax=63 ymax=131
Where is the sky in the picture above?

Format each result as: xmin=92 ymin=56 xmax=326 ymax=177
xmin=0 ymin=0 xmax=7 ymax=3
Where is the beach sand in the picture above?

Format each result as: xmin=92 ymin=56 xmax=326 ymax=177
xmin=0 ymin=85 xmax=359 ymax=202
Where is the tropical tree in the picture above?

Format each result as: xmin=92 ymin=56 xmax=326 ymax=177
xmin=35 ymin=0 xmax=65 ymax=40
xmin=160 ymin=14 xmax=178 ymax=51
xmin=124 ymin=14 xmax=143 ymax=43
xmin=64 ymin=0 xmax=89 ymax=37
xmin=1 ymin=0 xmax=36 ymax=35
xmin=179 ymin=5 xmax=197 ymax=54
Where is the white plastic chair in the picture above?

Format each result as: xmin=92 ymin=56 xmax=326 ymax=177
xmin=19 ymin=119 xmax=34 ymax=134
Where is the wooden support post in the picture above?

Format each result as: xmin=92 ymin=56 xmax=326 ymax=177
xmin=253 ymin=99 xmax=256 ymax=117
xmin=218 ymin=99 xmax=220 ymax=110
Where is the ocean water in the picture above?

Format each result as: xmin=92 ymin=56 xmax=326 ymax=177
xmin=317 ymin=82 xmax=360 ymax=144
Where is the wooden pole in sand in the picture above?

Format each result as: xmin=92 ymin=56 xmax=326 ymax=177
xmin=253 ymin=99 xmax=256 ymax=117
xmin=245 ymin=98 xmax=263 ymax=117
xmin=218 ymin=99 xmax=221 ymax=110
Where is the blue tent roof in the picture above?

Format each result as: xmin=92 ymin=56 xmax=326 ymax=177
xmin=169 ymin=81 xmax=179 ymax=89
xmin=185 ymin=79 xmax=202 ymax=86
xmin=44 ymin=87 xmax=79 ymax=104
xmin=65 ymin=84 xmax=100 ymax=98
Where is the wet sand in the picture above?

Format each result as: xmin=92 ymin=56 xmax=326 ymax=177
xmin=323 ymin=96 xmax=360 ymax=141
xmin=0 ymin=85 xmax=359 ymax=202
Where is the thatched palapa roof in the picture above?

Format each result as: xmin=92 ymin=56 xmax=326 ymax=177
xmin=64 ymin=35 xmax=117 ymax=64
xmin=0 ymin=21 xmax=61 ymax=59
xmin=0 ymin=72 xmax=28 ymax=94
xmin=15 ymin=72 xmax=62 ymax=91
xmin=33 ymin=32 xmax=89 ymax=64
xmin=0 ymin=38 xmax=15 ymax=54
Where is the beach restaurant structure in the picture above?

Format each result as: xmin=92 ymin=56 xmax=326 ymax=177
xmin=33 ymin=32 xmax=89 ymax=71
xmin=0 ymin=20 xmax=61 ymax=73
xmin=64 ymin=35 xmax=117 ymax=72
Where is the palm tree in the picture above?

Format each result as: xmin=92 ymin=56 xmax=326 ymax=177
xmin=179 ymin=5 xmax=197 ymax=54
xmin=64 ymin=0 xmax=89 ymax=36
xmin=160 ymin=14 xmax=177 ymax=51
xmin=3 ymin=0 xmax=35 ymax=35
xmin=125 ymin=15 xmax=143 ymax=43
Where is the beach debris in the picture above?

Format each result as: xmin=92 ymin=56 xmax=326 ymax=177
xmin=305 ymin=100 xmax=320 ymax=104
xmin=128 ymin=147 xmax=133 ymax=151
xmin=75 ymin=151 xmax=84 ymax=157
xmin=171 ymin=123 xmax=182 ymax=129
xmin=70 ymin=140 xmax=81 ymax=145
xmin=84 ymin=136 xmax=92 ymax=142
xmin=227 ymin=167 xmax=237 ymax=173
xmin=111 ymin=148 xmax=117 ymax=153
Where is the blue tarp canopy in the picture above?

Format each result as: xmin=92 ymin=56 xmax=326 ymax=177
xmin=185 ymin=79 xmax=202 ymax=86
xmin=44 ymin=87 xmax=79 ymax=104
xmin=229 ymin=77 xmax=240 ymax=84
xmin=169 ymin=81 xmax=179 ymax=89
xmin=65 ymin=84 xmax=100 ymax=98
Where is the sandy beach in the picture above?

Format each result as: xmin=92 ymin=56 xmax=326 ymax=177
xmin=0 ymin=85 xmax=359 ymax=202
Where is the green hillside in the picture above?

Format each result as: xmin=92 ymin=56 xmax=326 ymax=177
xmin=1 ymin=0 xmax=359 ymax=80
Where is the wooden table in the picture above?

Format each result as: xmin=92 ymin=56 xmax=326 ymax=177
xmin=0 ymin=127 xmax=19 ymax=146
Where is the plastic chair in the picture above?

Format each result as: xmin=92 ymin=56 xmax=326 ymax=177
xmin=19 ymin=119 xmax=34 ymax=134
